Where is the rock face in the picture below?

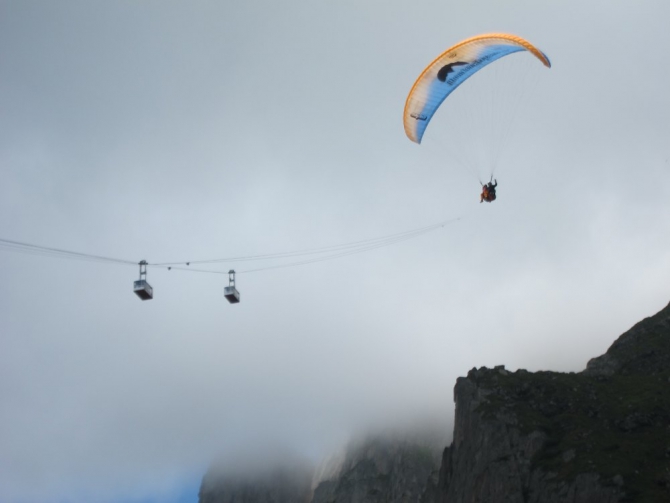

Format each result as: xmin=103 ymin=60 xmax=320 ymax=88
xmin=436 ymin=301 xmax=670 ymax=502
xmin=584 ymin=301 xmax=670 ymax=377
xmin=311 ymin=436 xmax=441 ymax=503
xmin=198 ymin=301 xmax=670 ymax=503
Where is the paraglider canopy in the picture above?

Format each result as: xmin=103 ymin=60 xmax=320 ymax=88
xmin=404 ymin=33 xmax=551 ymax=145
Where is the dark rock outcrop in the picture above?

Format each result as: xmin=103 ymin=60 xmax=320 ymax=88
xmin=584 ymin=301 xmax=670 ymax=377
xmin=436 ymin=301 xmax=670 ymax=502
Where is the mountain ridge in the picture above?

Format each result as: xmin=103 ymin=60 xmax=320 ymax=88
xmin=198 ymin=301 xmax=670 ymax=502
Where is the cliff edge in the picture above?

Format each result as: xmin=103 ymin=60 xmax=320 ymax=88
xmin=436 ymin=301 xmax=670 ymax=502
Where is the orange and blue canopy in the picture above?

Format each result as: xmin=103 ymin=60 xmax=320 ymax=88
xmin=403 ymin=33 xmax=551 ymax=144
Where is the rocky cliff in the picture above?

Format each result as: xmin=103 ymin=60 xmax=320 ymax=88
xmin=436 ymin=301 xmax=670 ymax=502
xmin=198 ymin=301 xmax=670 ymax=502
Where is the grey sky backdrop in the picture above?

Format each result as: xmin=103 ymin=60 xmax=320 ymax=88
xmin=1 ymin=1 xmax=669 ymax=502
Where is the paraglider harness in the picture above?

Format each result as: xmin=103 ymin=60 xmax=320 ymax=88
xmin=480 ymin=177 xmax=497 ymax=203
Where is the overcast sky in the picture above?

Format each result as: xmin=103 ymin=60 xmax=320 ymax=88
xmin=1 ymin=1 xmax=669 ymax=502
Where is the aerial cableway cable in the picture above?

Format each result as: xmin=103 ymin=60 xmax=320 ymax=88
xmin=0 ymin=238 xmax=137 ymax=266
xmin=0 ymin=217 xmax=462 ymax=273
xmin=149 ymin=217 xmax=461 ymax=270
xmin=0 ymin=215 xmax=464 ymax=301
xmin=146 ymin=216 xmax=461 ymax=275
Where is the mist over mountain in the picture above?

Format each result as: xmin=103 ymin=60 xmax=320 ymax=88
xmin=198 ymin=300 xmax=670 ymax=502
xmin=199 ymin=430 xmax=445 ymax=503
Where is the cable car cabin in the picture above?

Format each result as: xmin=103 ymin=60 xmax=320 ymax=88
xmin=224 ymin=269 xmax=240 ymax=304
xmin=133 ymin=260 xmax=153 ymax=301
xmin=224 ymin=285 xmax=240 ymax=304
xmin=134 ymin=279 xmax=153 ymax=301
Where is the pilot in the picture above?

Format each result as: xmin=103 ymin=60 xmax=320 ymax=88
xmin=480 ymin=179 xmax=497 ymax=203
